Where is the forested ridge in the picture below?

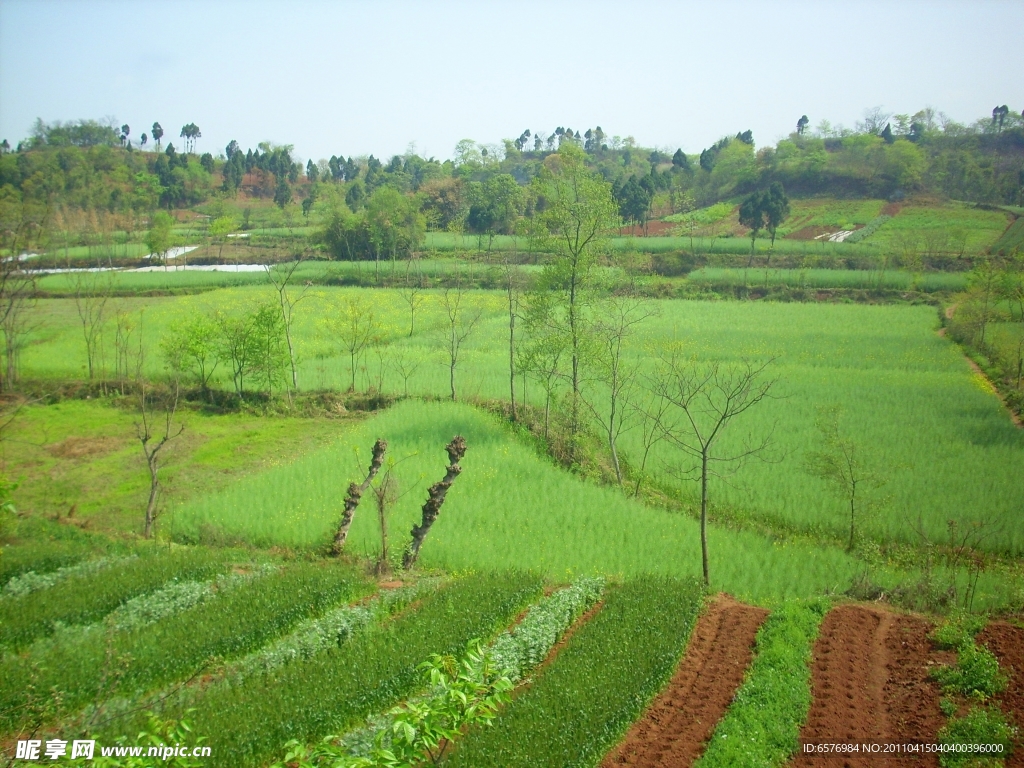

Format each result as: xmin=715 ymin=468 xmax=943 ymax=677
xmin=2 ymin=106 xmax=1022 ymax=259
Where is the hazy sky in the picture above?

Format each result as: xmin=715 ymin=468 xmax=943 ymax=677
xmin=1 ymin=0 xmax=1021 ymax=164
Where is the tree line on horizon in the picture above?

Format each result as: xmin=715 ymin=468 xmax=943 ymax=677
xmin=1 ymin=105 xmax=1022 ymax=261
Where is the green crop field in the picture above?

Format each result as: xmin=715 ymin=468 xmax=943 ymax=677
xmin=867 ymin=203 xmax=1012 ymax=253
xmin=776 ymin=198 xmax=887 ymax=237
xmin=685 ymin=267 xmax=968 ymax=291
xmin=170 ymin=399 xmax=876 ymax=603
xmin=16 ymin=288 xmax=1024 ymax=556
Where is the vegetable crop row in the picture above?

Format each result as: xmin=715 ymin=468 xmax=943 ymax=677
xmin=444 ymin=576 xmax=704 ymax=768
xmin=0 ymin=539 xmax=105 ymax=589
xmin=143 ymin=571 xmax=543 ymax=768
xmin=1 ymin=562 xmax=365 ymax=732
xmin=0 ymin=547 xmax=235 ymax=650
xmin=338 ymin=576 xmax=605 ymax=759
xmin=694 ymin=598 xmax=829 ymax=768
xmin=2 ymin=555 xmax=126 ymax=598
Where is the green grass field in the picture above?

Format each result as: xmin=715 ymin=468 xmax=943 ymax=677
xmin=868 ymin=203 xmax=1011 ymax=253
xmin=170 ymin=399 xmax=875 ymax=603
xmin=17 ymin=288 xmax=1024 ymax=555
xmin=1 ymin=399 xmax=356 ymax=532
xmin=686 ymin=267 xmax=968 ymax=292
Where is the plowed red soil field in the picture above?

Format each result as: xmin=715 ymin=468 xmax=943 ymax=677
xmin=792 ymin=605 xmax=952 ymax=768
xmin=601 ymin=595 xmax=768 ymax=768
xmin=978 ymin=622 xmax=1024 ymax=767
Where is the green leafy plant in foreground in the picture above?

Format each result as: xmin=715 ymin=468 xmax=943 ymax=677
xmin=88 ymin=713 xmax=207 ymax=768
xmin=695 ymin=598 xmax=830 ymax=768
xmin=932 ymin=642 xmax=1007 ymax=699
xmin=936 ymin=705 xmax=1017 ymax=768
xmin=932 ymin=613 xmax=988 ymax=651
xmin=276 ymin=640 xmax=512 ymax=768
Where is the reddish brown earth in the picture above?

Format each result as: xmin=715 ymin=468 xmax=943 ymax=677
xmin=791 ymin=605 xmax=950 ymax=768
xmin=787 ymin=225 xmax=839 ymax=241
xmin=618 ymin=221 xmax=679 ymax=236
xmin=600 ymin=595 xmax=768 ymax=768
xmin=978 ymin=622 xmax=1024 ymax=767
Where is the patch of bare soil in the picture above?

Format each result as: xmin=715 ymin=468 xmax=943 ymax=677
xmin=977 ymin=623 xmax=1024 ymax=766
xmin=792 ymin=605 xmax=949 ymax=768
xmin=618 ymin=221 xmax=679 ymax=237
xmin=45 ymin=435 xmax=122 ymax=459
xmin=788 ymin=225 xmax=837 ymax=241
xmin=881 ymin=202 xmax=904 ymax=217
xmin=600 ymin=595 xmax=768 ymax=768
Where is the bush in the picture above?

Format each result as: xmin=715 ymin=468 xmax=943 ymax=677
xmin=932 ymin=613 xmax=988 ymax=650
xmin=932 ymin=643 xmax=1007 ymax=699
xmin=937 ymin=706 xmax=1017 ymax=768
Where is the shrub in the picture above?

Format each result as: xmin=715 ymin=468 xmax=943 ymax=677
xmin=937 ymin=706 xmax=1017 ymax=768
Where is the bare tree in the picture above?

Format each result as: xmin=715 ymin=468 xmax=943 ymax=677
xmin=113 ymin=308 xmax=144 ymax=396
xmin=438 ymin=285 xmax=482 ymax=401
xmin=518 ymin=330 xmax=565 ymax=442
xmin=804 ymin=404 xmax=888 ymax=552
xmin=398 ymin=283 xmax=426 ymax=337
xmin=652 ymin=354 xmax=778 ymax=585
xmin=581 ymin=293 xmax=657 ymax=486
xmin=71 ymin=270 xmax=114 ymax=381
xmin=332 ymin=438 xmax=387 ymax=554
xmin=0 ymin=197 xmax=46 ymax=391
xmin=371 ymin=467 xmax=399 ymax=576
xmin=265 ymin=258 xmax=313 ymax=391
xmin=0 ymin=267 xmax=37 ymax=392
xmin=403 ymin=436 xmax=467 ymax=569
xmin=389 ymin=347 xmax=422 ymax=398
xmin=136 ymin=380 xmax=185 ymax=538
xmin=331 ymin=296 xmax=381 ymax=393
xmin=626 ymin=382 xmax=673 ymax=498
xmin=501 ymin=250 xmax=527 ymax=421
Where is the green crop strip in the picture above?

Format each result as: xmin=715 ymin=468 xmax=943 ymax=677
xmin=127 ymin=571 xmax=543 ymax=768
xmin=444 ymin=576 xmax=703 ymax=768
xmin=0 ymin=545 xmax=89 ymax=588
xmin=2 ymin=554 xmax=128 ymax=598
xmin=328 ymin=576 xmax=605 ymax=761
xmin=1 ymin=561 xmax=366 ymax=733
xmin=0 ymin=547 xmax=234 ymax=650
xmin=83 ymin=579 xmax=439 ymax=736
xmin=694 ymin=598 xmax=829 ymax=768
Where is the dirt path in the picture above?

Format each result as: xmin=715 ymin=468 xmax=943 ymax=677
xmin=978 ymin=622 xmax=1024 ymax=767
xmin=601 ymin=595 xmax=768 ymax=768
xmin=791 ymin=605 xmax=949 ymax=768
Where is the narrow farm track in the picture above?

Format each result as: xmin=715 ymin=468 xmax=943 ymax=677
xmin=600 ymin=595 xmax=768 ymax=768
xmin=978 ymin=622 xmax=1024 ymax=767
xmin=792 ymin=605 xmax=949 ymax=768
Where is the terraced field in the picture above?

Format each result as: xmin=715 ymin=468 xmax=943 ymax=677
xmin=2 ymin=534 xmax=1020 ymax=767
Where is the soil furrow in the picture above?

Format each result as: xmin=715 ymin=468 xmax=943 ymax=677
xmin=792 ymin=605 xmax=947 ymax=768
xmin=978 ymin=622 xmax=1024 ymax=767
xmin=600 ymin=594 xmax=768 ymax=768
